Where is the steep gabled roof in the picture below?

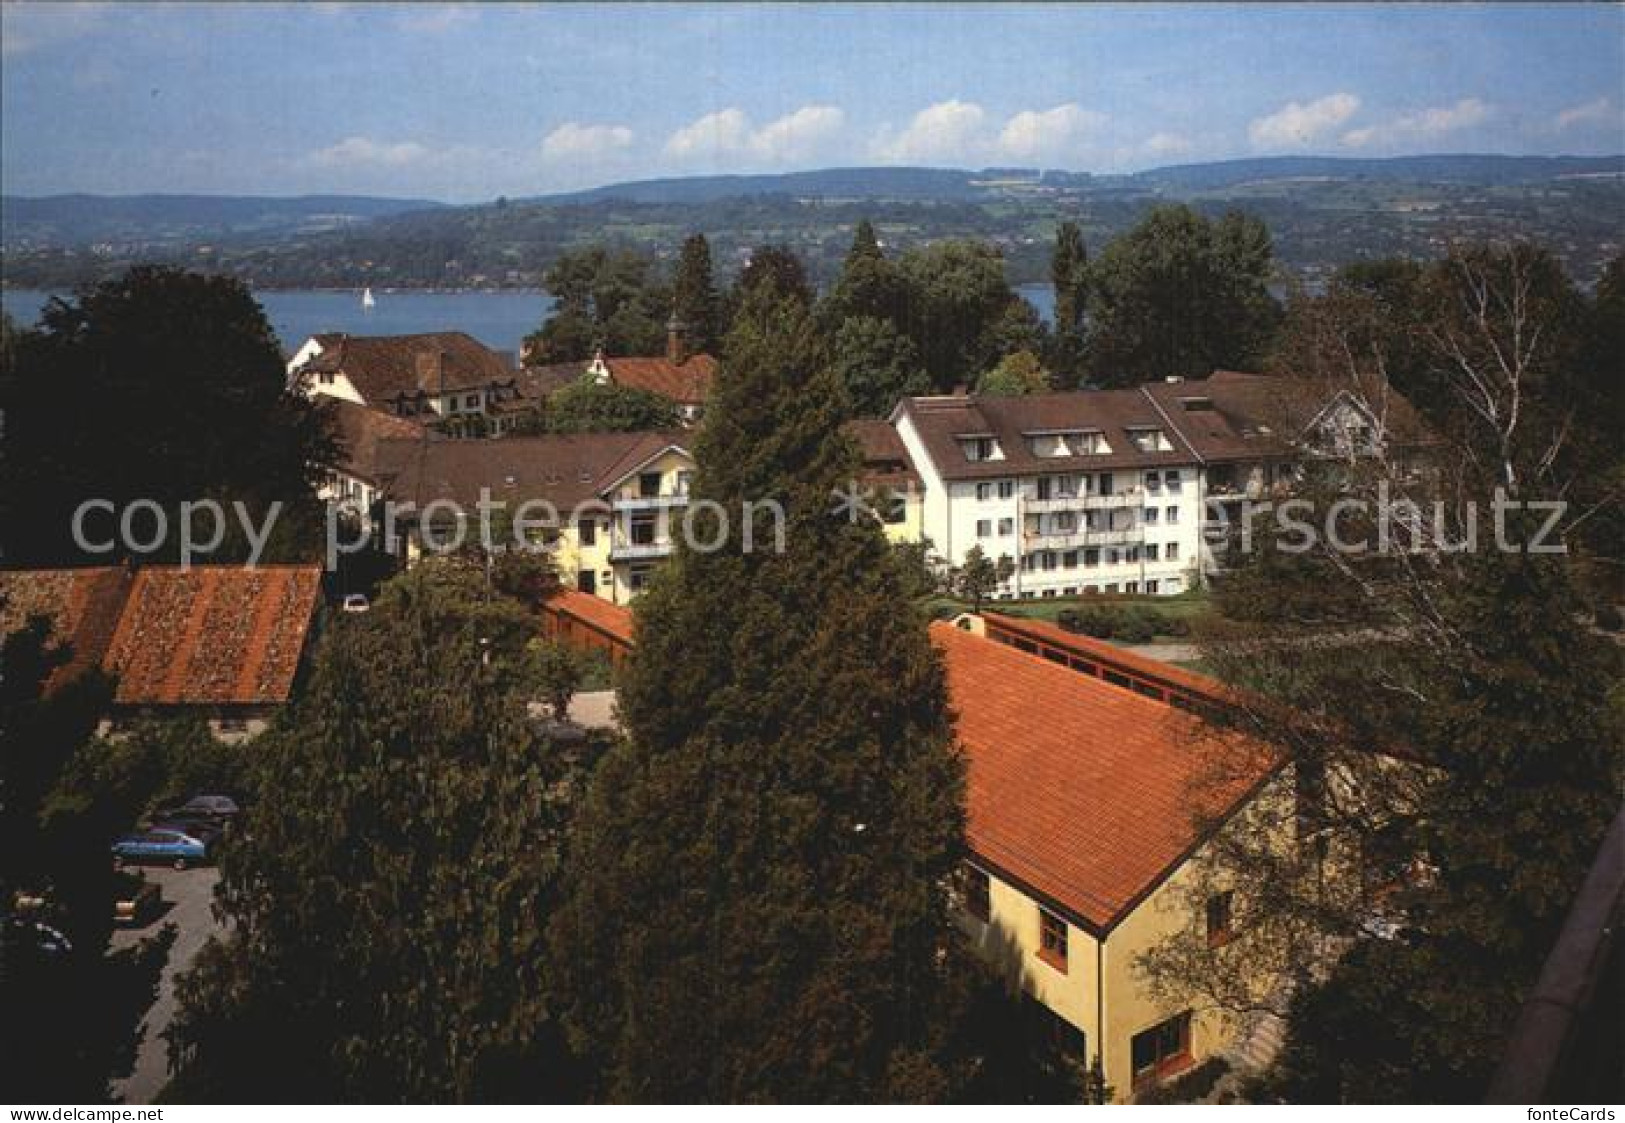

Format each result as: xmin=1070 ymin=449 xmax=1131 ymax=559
xmin=605 ymin=354 xmax=717 ymax=405
xmin=845 ymin=418 xmax=922 ymax=489
xmin=0 ymin=567 xmax=133 ymax=693
xmin=933 ymin=620 xmax=1276 ymax=931
xmin=297 ymin=332 xmax=516 ymax=402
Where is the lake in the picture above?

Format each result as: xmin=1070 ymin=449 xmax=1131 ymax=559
xmin=3 ymin=283 xmax=1056 ymax=355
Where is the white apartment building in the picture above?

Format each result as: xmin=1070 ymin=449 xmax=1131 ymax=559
xmin=893 ymin=389 xmax=1205 ymax=598
xmin=891 ymin=371 xmax=1429 ymax=598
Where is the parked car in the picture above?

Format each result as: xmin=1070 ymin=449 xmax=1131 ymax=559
xmin=111 ymin=828 xmax=211 ymax=869
xmin=113 ymin=872 xmax=163 ymax=926
xmin=172 ymin=794 xmax=241 ymax=819
xmin=341 ymin=593 xmax=370 ymax=613
xmin=6 ymin=916 xmax=72 ymax=959
xmin=149 ymin=815 xmax=226 ymax=844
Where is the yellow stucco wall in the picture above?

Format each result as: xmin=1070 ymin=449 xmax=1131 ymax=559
xmin=882 ymin=491 xmax=926 ymax=544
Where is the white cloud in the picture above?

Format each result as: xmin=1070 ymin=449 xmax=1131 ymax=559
xmin=541 ymin=122 xmax=635 ymax=162
xmin=1141 ymin=132 xmax=1194 ymax=159
xmin=1554 ymin=96 xmax=1621 ymax=132
xmin=1341 ymin=97 xmax=1490 ymax=148
xmin=996 ymin=104 xmax=1107 ymax=161
xmin=872 ymin=99 xmax=989 ymax=163
xmin=664 ymin=105 xmax=844 ymax=163
xmin=1249 ymin=93 xmax=1362 ymax=149
xmin=751 ymin=105 xmax=845 ymax=161
xmin=307 ymin=136 xmax=432 ymax=169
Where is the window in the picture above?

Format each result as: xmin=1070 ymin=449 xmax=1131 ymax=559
xmin=630 ymin=514 xmax=657 ymax=545
xmin=1145 ymin=543 xmax=1159 ymax=561
xmin=1037 ymin=907 xmax=1068 ymax=971
xmin=1063 ymin=550 xmax=1078 ymax=569
xmin=629 ymin=564 xmax=656 ymax=592
xmin=998 ymin=480 xmax=1016 ymax=500
xmin=1166 ymin=542 xmax=1179 ymax=561
xmin=976 ymin=482 xmax=993 ymax=502
xmin=1053 ymin=512 xmax=1076 ymax=533
xmin=1126 ymin=581 xmax=1139 ymax=594
xmin=1145 ymin=470 xmax=1162 ymax=491
xmin=465 ymin=393 xmax=481 ymax=410
xmin=1165 ymin=577 xmax=1182 ymax=593
xmin=675 ymin=470 xmax=694 ymax=496
xmin=1206 ymin=892 xmax=1234 ymax=947
xmin=1041 ymin=552 xmax=1057 ymax=571
xmin=1131 ymin=1013 xmax=1192 ymax=1085
xmin=1144 ymin=507 xmax=1159 ymax=524
xmin=1146 ymin=579 xmax=1160 ymax=594
xmin=1128 ymin=428 xmax=1172 ymax=453
xmin=961 ymin=864 xmax=991 ymax=922
xmin=1098 ymin=472 xmax=1114 ymax=495
xmin=963 ymin=437 xmax=999 ymax=462
xmin=976 ymin=519 xmax=993 ymax=539
xmin=639 ymin=471 xmax=663 ymax=498
xmin=578 ymin=518 xmax=597 ymax=546
xmin=1036 ymin=476 xmax=1053 ymax=500
xmin=998 ymin=517 xmax=1014 ymax=536
xmin=1084 ymin=548 xmax=1100 ymax=567
xmin=1164 ymin=470 xmax=1182 ymax=492
xmin=1165 ymin=506 xmax=1179 ymax=524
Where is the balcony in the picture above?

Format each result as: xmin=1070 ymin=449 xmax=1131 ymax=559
xmin=1025 ymin=488 xmax=1144 ymax=513
xmin=609 ymin=538 xmax=675 ymax=561
xmin=1023 ymin=526 xmax=1142 ymax=550
xmin=612 ymin=492 xmax=691 ymax=511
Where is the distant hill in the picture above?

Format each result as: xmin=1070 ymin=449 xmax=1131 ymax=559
xmin=1133 ymin=154 xmax=1625 ymax=191
xmin=1 ymin=193 xmax=445 ymax=249
xmin=4 ymin=154 xmax=1621 ymax=291
xmin=530 ymin=166 xmax=1006 ymax=205
xmin=525 ymin=155 xmax=1621 ymax=206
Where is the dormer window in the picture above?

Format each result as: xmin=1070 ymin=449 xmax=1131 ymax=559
xmin=1180 ymin=397 xmax=1215 ymax=412
xmin=960 ymin=435 xmax=1002 ymax=462
xmin=1127 ymin=428 xmax=1172 ymax=453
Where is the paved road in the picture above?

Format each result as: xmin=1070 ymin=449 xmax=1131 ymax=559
xmin=108 ymin=866 xmax=222 ymax=1104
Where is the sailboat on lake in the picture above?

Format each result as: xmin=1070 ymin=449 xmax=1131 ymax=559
xmin=361 ymin=286 xmax=376 ymax=312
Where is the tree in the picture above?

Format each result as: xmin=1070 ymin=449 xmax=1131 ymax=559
xmin=735 ymin=243 xmax=813 ymax=309
xmin=897 ymin=240 xmax=1028 ymax=392
xmin=530 ymin=639 xmax=585 ymax=722
xmin=0 ymin=619 xmax=178 ymax=1101
xmin=0 ymin=267 xmax=332 ymax=566
xmin=516 ymin=377 xmax=681 ymax=434
xmin=1136 ymin=244 xmax=1624 ymax=1102
xmin=823 ymin=220 xmax=908 ymax=328
xmin=1085 ymin=205 xmax=1280 ymax=386
xmin=548 ymin=278 xmax=969 ymax=1101
xmin=165 ymin=561 xmax=601 ymax=1101
xmin=672 ymin=233 xmax=723 ymax=355
xmin=526 ymin=248 xmax=670 ymax=363
xmin=827 ymin=316 xmax=930 ymax=418
xmin=977 ymin=350 xmax=1051 ymax=397
xmin=1049 ymin=221 xmax=1089 ymax=386
xmin=949 ymin=545 xmax=1015 ymax=614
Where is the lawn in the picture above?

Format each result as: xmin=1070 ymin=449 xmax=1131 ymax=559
xmin=930 ymin=589 xmax=1212 ymax=630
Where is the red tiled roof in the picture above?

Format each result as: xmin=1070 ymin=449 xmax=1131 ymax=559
xmin=932 ymin=620 xmax=1277 ymax=931
xmin=103 ymin=566 xmax=321 ymax=705
xmin=606 ymin=354 xmax=717 ymax=405
xmin=298 ymin=332 xmax=517 ymax=403
xmin=0 ymin=567 xmax=133 ymax=692
xmin=545 ymin=588 xmax=633 ymax=645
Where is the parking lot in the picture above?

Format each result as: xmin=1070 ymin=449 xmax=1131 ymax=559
xmin=108 ymin=866 xmax=223 ymax=1104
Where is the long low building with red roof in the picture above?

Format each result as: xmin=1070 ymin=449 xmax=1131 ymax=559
xmin=0 ymin=565 xmax=323 ymax=741
xmin=532 ymin=595 xmax=1286 ymax=1098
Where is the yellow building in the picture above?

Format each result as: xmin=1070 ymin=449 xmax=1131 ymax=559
xmin=847 ymin=418 xmax=926 ymax=545
xmin=934 ymin=613 xmax=1284 ymax=1099
xmin=370 ymin=431 xmax=695 ymax=605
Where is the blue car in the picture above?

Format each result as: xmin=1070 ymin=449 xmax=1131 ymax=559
xmin=111 ymin=828 xmax=211 ymax=870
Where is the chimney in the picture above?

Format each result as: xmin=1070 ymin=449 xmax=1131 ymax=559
xmin=666 ymin=311 xmax=689 ymax=365
xmin=415 ymin=351 xmax=443 ymax=394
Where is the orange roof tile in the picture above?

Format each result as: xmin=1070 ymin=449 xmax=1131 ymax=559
xmin=606 ymin=354 xmax=716 ymax=405
xmin=932 ymin=621 xmax=1277 ymax=931
xmin=982 ymin=612 xmax=1234 ymax=705
xmin=103 ymin=566 xmax=321 ymax=705
xmin=0 ymin=567 xmax=133 ymax=692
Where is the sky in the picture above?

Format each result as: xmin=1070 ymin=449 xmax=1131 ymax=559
xmin=2 ymin=2 xmax=1622 ymax=202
